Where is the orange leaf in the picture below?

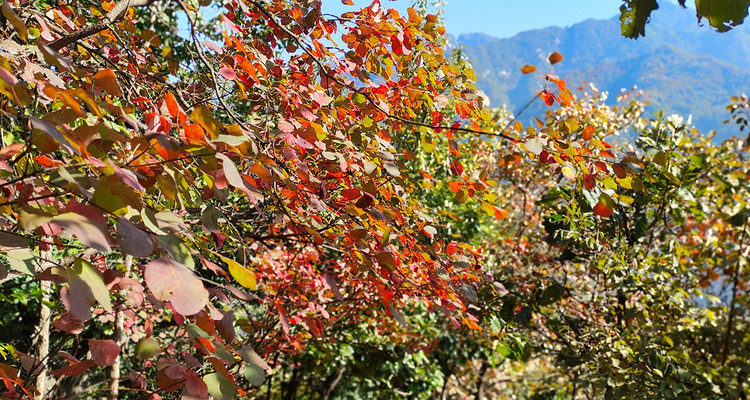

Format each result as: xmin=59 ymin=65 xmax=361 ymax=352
xmin=520 ymin=64 xmax=537 ymax=74
xmin=249 ymin=162 xmax=273 ymax=184
xmin=164 ymin=92 xmax=179 ymax=118
xmin=184 ymin=124 xmax=209 ymax=146
xmin=494 ymin=208 xmax=508 ymax=220
xmin=548 ymin=52 xmax=563 ymax=65
xmin=34 ymin=155 xmax=63 ymax=168
xmin=582 ymin=125 xmax=595 ymax=141
xmin=94 ymin=69 xmax=123 ymax=97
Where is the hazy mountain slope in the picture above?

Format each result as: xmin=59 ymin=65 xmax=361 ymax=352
xmin=457 ymin=2 xmax=750 ymax=138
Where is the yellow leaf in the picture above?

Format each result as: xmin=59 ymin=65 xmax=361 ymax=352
xmin=222 ymin=256 xmax=257 ymax=290
xmin=2 ymin=1 xmax=27 ymax=42
xmin=190 ymin=105 xmax=223 ymax=139
xmin=561 ymin=162 xmax=576 ymax=180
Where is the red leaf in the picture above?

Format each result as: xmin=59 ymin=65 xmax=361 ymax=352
xmin=184 ymin=369 xmax=208 ymax=397
xmin=355 ymin=194 xmax=374 ymax=209
xmin=51 ymin=360 xmax=95 ymax=377
xmin=583 ymin=174 xmax=596 ymax=190
xmin=593 ymin=202 xmax=614 ymax=218
xmin=89 ymin=339 xmax=120 ymax=366
xmin=341 ymin=188 xmax=361 ymax=201
xmin=612 ymin=163 xmax=627 ymax=179
xmin=52 ymin=313 xmax=84 ymax=334
xmin=542 ymin=90 xmax=555 ymax=106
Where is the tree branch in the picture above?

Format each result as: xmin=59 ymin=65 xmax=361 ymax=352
xmin=48 ymin=0 xmax=154 ymax=51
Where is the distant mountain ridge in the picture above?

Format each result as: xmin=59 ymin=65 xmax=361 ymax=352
xmin=453 ymin=2 xmax=750 ymax=138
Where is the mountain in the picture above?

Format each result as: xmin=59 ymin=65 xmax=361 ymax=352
xmin=455 ymin=2 xmax=750 ymax=139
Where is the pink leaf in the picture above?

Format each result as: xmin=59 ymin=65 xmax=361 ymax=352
xmin=312 ymin=91 xmax=332 ymax=106
xmin=203 ymin=41 xmax=223 ymax=54
xmin=89 ymin=339 xmax=120 ymax=366
xmin=277 ymin=118 xmax=295 ymax=134
xmin=144 ymin=258 xmax=209 ymax=316
xmin=119 ymin=277 xmax=145 ymax=306
xmin=60 ymin=286 xmax=92 ymax=321
xmin=116 ymin=218 xmax=154 ymax=257
xmin=52 ymin=212 xmax=111 ymax=252
xmin=218 ymin=66 xmax=237 ymax=80
xmin=0 ymin=143 xmax=23 ymax=160
xmin=0 ymin=66 xmax=17 ymax=85
xmin=184 ymin=369 xmax=208 ymax=398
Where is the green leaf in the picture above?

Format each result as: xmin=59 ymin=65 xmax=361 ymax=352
xmin=239 ymin=345 xmax=269 ymax=387
xmin=154 ymin=235 xmax=195 ymax=270
xmin=539 ymin=283 xmax=565 ymax=306
xmin=729 ymin=208 xmax=748 ymax=226
xmin=7 ymin=249 xmax=35 ymax=275
xmin=67 ymin=258 xmax=112 ymax=320
xmin=93 ymin=176 xmax=140 ymax=215
xmin=135 ymin=337 xmax=161 ymax=360
xmin=696 ymin=0 xmax=750 ymax=32
xmin=620 ymin=0 xmax=659 ymax=38
xmin=203 ymin=372 xmax=235 ymax=400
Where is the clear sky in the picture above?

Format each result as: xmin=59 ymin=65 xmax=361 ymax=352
xmin=322 ymin=0 xmax=625 ymax=39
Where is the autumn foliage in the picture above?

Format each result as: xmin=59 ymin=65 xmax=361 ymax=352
xmin=0 ymin=0 xmax=749 ymax=399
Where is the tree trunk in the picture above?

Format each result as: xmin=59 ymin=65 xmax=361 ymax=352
xmin=108 ymin=255 xmax=132 ymax=400
xmin=34 ymin=276 xmax=52 ymax=398
xmin=322 ymin=366 xmax=345 ymax=400
xmin=440 ymin=373 xmax=452 ymax=400
xmin=474 ymin=361 xmax=489 ymax=400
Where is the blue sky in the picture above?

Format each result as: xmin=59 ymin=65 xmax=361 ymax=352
xmin=322 ymin=0 xmax=625 ymax=39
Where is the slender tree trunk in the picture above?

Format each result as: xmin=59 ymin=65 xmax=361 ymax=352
xmin=440 ymin=373 xmax=452 ymax=400
xmin=108 ymin=255 xmax=132 ymax=400
xmin=281 ymin=364 xmax=299 ymax=400
xmin=322 ymin=366 xmax=345 ymax=400
xmin=474 ymin=361 xmax=489 ymax=400
xmin=34 ymin=245 xmax=53 ymax=399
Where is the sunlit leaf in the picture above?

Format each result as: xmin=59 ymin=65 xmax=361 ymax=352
xmin=144 ymin=258 xmax=209 ymax=316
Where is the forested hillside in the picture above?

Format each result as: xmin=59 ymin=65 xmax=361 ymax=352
xmin=456 ymin=1 xmax=750 ymax=138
